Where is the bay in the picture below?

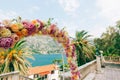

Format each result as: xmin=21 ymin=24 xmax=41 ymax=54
xmin=28 ymin=53 xmax=67 ymax=67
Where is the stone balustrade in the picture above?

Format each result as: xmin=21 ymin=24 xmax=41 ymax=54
xmin=60 ymin=60 xmax=97 ymax=80
xmin=104 ymin=56 xmax=120 ymax=62
xmin=0 ymin=56 xmax=104 ymax=80
xmin=0 ymin=71 xmax=33 ymax=80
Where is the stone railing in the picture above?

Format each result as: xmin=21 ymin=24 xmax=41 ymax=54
xmin=0 ymin=71 xmax=33 ymax=80
xmin=104 ymin=56 xmax=120 ymax=62
xmin=60 ymin=60 xmax=97 ymax=80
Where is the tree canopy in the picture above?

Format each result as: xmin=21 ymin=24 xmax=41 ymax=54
xmin=94 ymin=22 xmax=120 ymax=56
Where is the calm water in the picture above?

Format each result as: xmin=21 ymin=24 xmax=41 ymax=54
xmin=28 ymin=53 xmax=67 ymax=67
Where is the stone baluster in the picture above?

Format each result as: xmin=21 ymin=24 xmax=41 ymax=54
xmin=96 ymin=56 xmax=102 ymax=73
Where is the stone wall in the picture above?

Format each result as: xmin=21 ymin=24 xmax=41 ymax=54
xmin=60 ymin=60 xmax=97 ymax=80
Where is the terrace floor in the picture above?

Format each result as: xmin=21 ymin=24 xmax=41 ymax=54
xmin=94 ymin=63 xmax=120 ymax=80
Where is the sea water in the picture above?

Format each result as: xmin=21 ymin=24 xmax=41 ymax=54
xmin=28 ymin=53 xmax=67 ymax=67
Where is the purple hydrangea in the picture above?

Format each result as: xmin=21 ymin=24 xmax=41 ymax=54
xmin=0 ymin=37 xmax=13 ymax=49
xmin=22 ymin=21 xmax=36 ymax=35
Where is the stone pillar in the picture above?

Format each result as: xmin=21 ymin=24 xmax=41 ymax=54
xmin=11 ymin=71 xmax=19 ymax=80
xmin=96 ymin=56 xmax=102 ymax=73
xmin=101 ymin=53 xmax=105 ymax=68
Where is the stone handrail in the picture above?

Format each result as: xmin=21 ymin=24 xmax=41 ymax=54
xmin=0 ymin=71 xmax=33 ymax=80
xmin=19 ymin=75 xmax=33 ymax=80
xmin=0 ymin=71 xmax=19 ymax=80
xmin=61 ymin=60 xmax=97 ymax=80
xmin=104 ymin=56 xmax=120 ymax=62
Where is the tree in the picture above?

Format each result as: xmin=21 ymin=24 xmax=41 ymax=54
xmin=0 ymin=40 xmax=34 ymax=74
xmin=94 ymin=23 xmax=120 ymax=56
xmin=73 ymin=30 xmax=95 ymax=66
xmin=52 ymin=59 xmax=62 ymax=65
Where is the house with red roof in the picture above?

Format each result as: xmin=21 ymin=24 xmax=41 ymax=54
xmin=28 ymin=64 xmax=60 ymax=80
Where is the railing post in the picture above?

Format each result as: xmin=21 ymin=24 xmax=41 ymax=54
xmin=0 ymin=71 xmax=20 ymax=80
xmin=118 ymin=57 xmax=120 ymax=62
xmin=96 ymin=56 xmax=102 ymax=73
xmin=101 ymin=54 xmax=105 ymax=68
xmin=110 ymin=56 xmax=112 ymax=62
xmin=11 ymin=71 xmax=19 ymax=80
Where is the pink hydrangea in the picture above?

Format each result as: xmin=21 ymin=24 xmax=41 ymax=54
xmin=0 ymin=37 xmax=13 ymax=49
xmin=22 ymin=21 xmax=36 ymax=35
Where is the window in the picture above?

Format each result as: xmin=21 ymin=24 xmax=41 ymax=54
xmin=38 ymin=75 xmax=47 ymax=80
xmin=51 ymin=70 xmax=54 ymax=74
xmin=34 ymin=74 xmax=39 ymax=78
xmin=45 ymin=75 xmax=47 ymax=78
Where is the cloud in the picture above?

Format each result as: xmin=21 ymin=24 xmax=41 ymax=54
xmin=58 ymin=0 xmax=80 ymax=14
xmin=88 ymin=24 xmax=106 ymax=38
xmin=0 ymin=10 xmax=18 ymax=20
xmin=60 ymin=21 xmax=106 ymax=38
xmin=96 ymin=0 xmax=120 ymax=22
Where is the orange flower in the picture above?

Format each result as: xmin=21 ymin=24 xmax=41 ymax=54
xmin=16 ymin=31 xmax=23 ymax=38
xmin=10 ymin=24 xmax=19 ymax=32
xmin=31 ymin=20 xmax=37 ymax=25
xmin=72 ymin=75 xmax=78 ymax=79
xmin=21 ymin=28 xmax=28 ymax=36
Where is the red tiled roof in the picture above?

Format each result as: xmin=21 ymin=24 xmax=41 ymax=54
xmin=28 ymin=64 xmax=57 ymax=75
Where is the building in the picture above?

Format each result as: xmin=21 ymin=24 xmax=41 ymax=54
xmin=28 ymin=64 xmax=59 ymax=80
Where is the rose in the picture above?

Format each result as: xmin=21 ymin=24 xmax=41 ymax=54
xmin=0 ymin=28 xmax=11 ymax=37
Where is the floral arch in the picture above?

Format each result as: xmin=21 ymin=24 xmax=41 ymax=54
xmin=0 ymin=18 xmax=80 ymax=80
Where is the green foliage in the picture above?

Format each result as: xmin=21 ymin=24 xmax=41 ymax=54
xmin=52 ymin=59 xmax=63 ymax=65
xmin=0 ymin=40 xmax=34 ymax=74
xmin=94 ymin=22 xmax=120 ymax=56
xmin=60 ymin=64 xmax=70 ymax=72
xmin=73 ymin=30 xmax=95 ymax=66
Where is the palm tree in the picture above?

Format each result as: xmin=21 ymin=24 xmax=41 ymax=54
xmin=52 ymin=59 xmax=63 ymax=65
xmin=0 ymin=40 xmax=34 ymax=74
xmin=73 ymin=30 xmax=95 ymax=66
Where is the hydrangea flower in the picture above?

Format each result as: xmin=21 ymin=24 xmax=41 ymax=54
xmin=22 ymin=21 xmax=36 ymax=35
xmin=0 ymin=37 xmax=13 ymax=49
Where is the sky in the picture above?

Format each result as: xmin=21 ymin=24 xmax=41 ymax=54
xmin=0 ymin=0 xmax=120 ymax=38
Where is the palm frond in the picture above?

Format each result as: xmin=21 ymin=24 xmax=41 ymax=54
xmin=14 ymin=39 xmax=26 ymax=50
xmin=74 ymin=30 xmax=95 ymax=66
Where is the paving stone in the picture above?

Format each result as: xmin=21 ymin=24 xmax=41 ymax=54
xmin=94 ymin=63 xmax=120 ymax=80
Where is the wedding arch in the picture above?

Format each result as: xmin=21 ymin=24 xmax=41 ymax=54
xmin=0 ymin=18 xmax=80 ymax=80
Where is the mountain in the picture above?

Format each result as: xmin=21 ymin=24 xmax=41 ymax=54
xmin=24 ymin=35 xmax=64 ymax=54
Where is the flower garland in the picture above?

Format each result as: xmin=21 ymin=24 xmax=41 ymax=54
xmin=0 ymin=18 xmax=80 ymax=80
